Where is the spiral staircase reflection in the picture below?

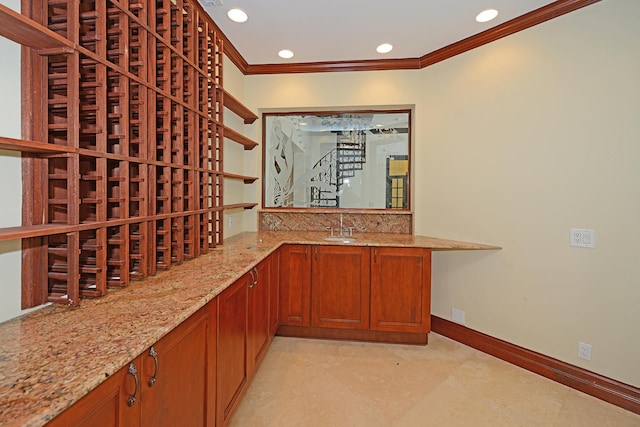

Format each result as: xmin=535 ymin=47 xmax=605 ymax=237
xmin=310 ymin=130 xmax=366 ymax=207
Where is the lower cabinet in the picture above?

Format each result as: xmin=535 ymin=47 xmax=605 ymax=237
xmin=311 ymin=245 xmax=370 ymax=329
xmin=140 ymin=306 xmax=211 ymax=427
xmin=279 ymin=244 xmax=432 ymax=343
xmin=279 ymin=244 xmax=311 ymax=326
xmin=268 ymin=249 xmax=280 ymax=338
xmin=248 ymin=256 xmax=272 ymax=376
xmin=216 ymin=272 xmax=249 ymax=427
xmin=217 ymin=253 xmax=276 ymax=427
xmin=46 ymin=245 xmax=430 ymax=426
xmin=48 ymin=253 xmax=277 ymax=427
xmin=370 ymin=247 xmax=431 ymax=333
xmin=46 ymin=303 xmax=214 ymax=427
xmin=45 ymin=357 xmax=141 ymax=427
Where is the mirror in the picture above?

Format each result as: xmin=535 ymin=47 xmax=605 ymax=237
xmin=263 ymin=109 xmax=410 ymax=209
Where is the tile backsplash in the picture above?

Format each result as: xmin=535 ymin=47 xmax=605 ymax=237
xmin=258 ymin=210 xmax=413 ymax=234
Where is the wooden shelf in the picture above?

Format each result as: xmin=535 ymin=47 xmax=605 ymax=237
xmin=0 ymin=224 xmax=78 ymax=242
xmin=0 ymin=209 xmax=231 ymax=242
xmin=222 ymin=90 xmax=258 ymax=124
xmin=223 ymin=203 xmax=258 ymax=211
xmin=0 ymin=4 xmax=74 ymax=53
xmin=224 ymin=172 xmax=258 ymax=184
xmin=223 ymin=126 xmax=258 ymax=150
xmin=0 ymin=136 xmax=77 ymax=154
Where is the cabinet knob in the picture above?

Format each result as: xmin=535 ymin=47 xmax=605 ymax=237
xmin=148 ymin=346 xmax=159 ymax=387
xmin=127 ymin=362 xmax=140 ymax=407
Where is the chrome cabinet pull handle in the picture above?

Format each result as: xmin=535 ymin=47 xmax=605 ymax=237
xmin=127 ymin=362 xmax=140 ymax=407
xmin=148 ymin=346 xmax=159 ymax=387
xmin=249 ymin=268 xmax=256 ymax=288
xmin=253 ymin=267 xmax=259 ymax=286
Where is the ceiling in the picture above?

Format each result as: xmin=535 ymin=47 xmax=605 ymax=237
xmin=198 ymin=0 xmax=559 ymax=66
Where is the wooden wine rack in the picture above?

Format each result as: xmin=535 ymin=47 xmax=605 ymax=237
xmin=0 ymin=1 xmax=258 ymax=308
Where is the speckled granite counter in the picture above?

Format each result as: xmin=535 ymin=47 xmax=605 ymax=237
xmin=0 ymin=231 xmax=499 ymax=427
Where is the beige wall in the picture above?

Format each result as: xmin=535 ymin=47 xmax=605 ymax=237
xmin=223 ymin=56 xmax=265 ymax=238
xmin=0 ymin=0 xmax=28 ymax=323
xmin=420 ymin=0 xmax=640 ymax=387
xmin=223 ymin=56 xmax=250 ymax=238
xmin=240 ymin=0 xmax=640 ymax=387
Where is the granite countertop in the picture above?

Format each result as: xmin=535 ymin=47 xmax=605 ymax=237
xmin=0 ymin=231 xmax=499 ymax=427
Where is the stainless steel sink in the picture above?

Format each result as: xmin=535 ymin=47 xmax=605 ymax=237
xmin=324 ymin=236 xmax=356 ymax=243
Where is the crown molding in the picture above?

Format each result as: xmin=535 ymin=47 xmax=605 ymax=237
xmin=221 ymin=34 xmax=249 ymax=72
xmin=192 ymin=0 xmax=248 ymax=72
xmin=420 ymin=0 xmax=601 ymax=68
xmin=222 ymin=0 xmax=600 ymax=75
xmin=244 ymin=57 xmax=421 ymax=75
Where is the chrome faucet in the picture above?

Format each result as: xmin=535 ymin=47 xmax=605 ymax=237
xmin=326 ymin=214 xmax=354 ymax=237
xmin=338 ymin=214 xmax=353 ymax=237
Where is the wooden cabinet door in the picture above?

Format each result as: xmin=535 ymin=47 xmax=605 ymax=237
xmin=46 ymin=357 xmax=142 ymax=427
xmin=206 ymin=299 xmax=218 ymax=427
xmin=279 ymin=244 xmax=311 ymax=326
xmin=248 ymin=256 xmax=271 ymax=376
xmin=269 ymin=249 xmax=280 ymax=337
xmin=217 ymin=274 xmax=249 ymax=426
xmin=311 ymin=245 xmax=370 ymax=329
xmin=141 ymin=305 xmax=209 ymax=427
xmin=370 ymin=247 xmax=431 ymax=333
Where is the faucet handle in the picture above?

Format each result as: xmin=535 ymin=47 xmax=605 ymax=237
xmin=347 ymin=227 xmax=354 ymax=236
xmin=325 ymin=226 xmax=334 ymax=236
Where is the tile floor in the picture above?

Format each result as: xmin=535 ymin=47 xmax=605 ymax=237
xmin=229 ymin=334 xmax=640 ymax=427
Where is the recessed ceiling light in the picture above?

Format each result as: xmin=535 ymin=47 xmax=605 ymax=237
xmin=376 ymin=43 xmax=393 ymax=54
xmin=476 ymin=9 xmax=498 ymax=23
xmin=278 ymin=49 xmax=294 ymax=59
xmin=227 ymin=8 xmax=248 ymax=23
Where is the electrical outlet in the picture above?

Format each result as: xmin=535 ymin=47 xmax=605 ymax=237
xmin=228 ymin=216 xmax=234 ymax=229
xmin=570 ymin=229 xmax=595 ymax=248
xmin=578 ymin=341 xmax=592 ymax=361
xmin=451 ymin=308 xmax=465 ymax=324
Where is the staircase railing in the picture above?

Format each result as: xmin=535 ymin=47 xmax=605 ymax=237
xmin=310 ymin=130 xmax=366 ymax=208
